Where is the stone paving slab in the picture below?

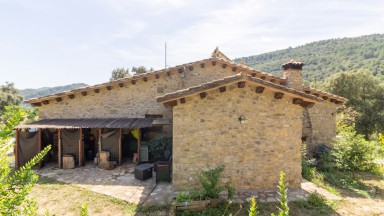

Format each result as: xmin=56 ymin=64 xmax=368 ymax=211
xmin=37 ymin=163 xmax=156 ymax=205
xmin=37 ymin=164 xmax=340 ymax=206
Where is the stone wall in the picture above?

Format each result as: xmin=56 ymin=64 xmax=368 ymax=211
xmin=38 ymin=63 xmax=236 ymax=120
xmin=303 ymin=101 xmax=338 ymax=152
xmin=172 ymin=83 xmax=303 ymax=190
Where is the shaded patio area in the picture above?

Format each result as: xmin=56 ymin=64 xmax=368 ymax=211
xmin=36 ymin=162 xmax=176 ymax=205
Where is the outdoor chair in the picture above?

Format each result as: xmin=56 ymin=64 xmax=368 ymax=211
xmin=156 ymin=156 xmax=172 ymax=183
xmin=154 ymin=150 xmax=171 ymax=171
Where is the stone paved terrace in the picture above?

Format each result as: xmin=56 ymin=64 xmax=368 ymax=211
xmin=36 ymin=163 xmax=340 ymax=206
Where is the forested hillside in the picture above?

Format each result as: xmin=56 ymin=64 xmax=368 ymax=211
xmin=20 ymin=83 xmax=88 ymax=100
xmin=235 ymin=34 xmax=384 ymax=83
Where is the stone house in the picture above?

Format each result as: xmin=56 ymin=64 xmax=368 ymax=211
xmin=17 ymin=48 xmax=347 ymax=190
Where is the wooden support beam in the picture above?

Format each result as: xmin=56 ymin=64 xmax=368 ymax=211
xmin=155 ymin=74 xmax=160 ymax=79
xmin=305 ymin=91 xmax=311 ymax=94
xmin=15 ymin=129 xmax=19 ymax=168
xmin=200 ymin=63 xmax=205 ymax=68
xmin=32 ymin=102 xmax=42 ymax=106
xmin=106 ymin=86 xmax=112 ymax=90
xmin=335 ymin=101 xmax=343 ymax=105
xmin=137 ymin=128 xmax=141 ymax=164
xmin=81 ymin=91 xmax=87 ymax=96
xmin=300 ymin=101 xmax=315 ymax=108
xmin=143 ymin=77 xmax=148 ymax=82
xmin=164 ymin=100 xmax=177 ymax=107
xmin=322 ymin=96 xmax=329 ymax=100
xmin=79 ymin=128 xmax=83 ymax=166
xmin=280 ymin=81 xmax=286 ymax=85
xmin=314 ymin=93 xmax=320 ymax=97
xmin=119 ymin=83 xmax=124 ymax=87
xmin=255 ymin=86 xmax=265 ymax=93
xmin=68 ymin=94 xmax=75 ymax=99
xmin=119 ymin=128 xmax=122 ymax=165
xmin=232 ymin=67 xmax=237 ymax=72
xmin=251 ymin=73 xmax=256 ymax=77
xmin=260 ymin=76 xmax=266 ymax=80
xmin=180 ymin=98 xmax=186 ymax=104
xmin=274 ymin=92 xmax=284 ymax=99
xmin=58 ymin=129 xmax=62 ymax=168
xmin=330 ymin=99 xmax=337 ymax=103
xmin=212 ymin=61 xmax=216 ymax=66
xmin=55 ymin=97 xmax=62 ymax=102
xmin=200 ymin=92 xmax=207 ymax=99
xmin=98 ymin=128 xmax=102 ymax=165
xmin=38 ymin=128 xmax=42 ymax=168
xmin=270 ymin=79 xmax=275 ymax=83
xmin=238 ymin=81 xmax=246 ymax=88
xmin=94 ymin=89 xmax=100 ymax=93
xmin=131 ymin=80 xmax=136 ymax=85
xmin=188 ymin=65 xmax=193 ymax=71
xmin=222 ymin=64 xmax=227 ymax=69
xmin=42 ymin=100 xmax=49 ymax=105
xmin=292 ymin=98 xmax=303 ymax=105
xmin=219 ymin=86 xmax=226 ymax=93
xmin=166 ymin=71 xmax=171 ymax=76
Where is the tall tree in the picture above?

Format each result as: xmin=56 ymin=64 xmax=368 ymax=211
xmin=110 ymin=67 xmax=131 ymax=81
xmin=131 ymin=66 xmax=154 ymax=75
xmin=0 ymin=82 xmax=23 ymax=112
xmin=320 ymin=70 xmax=384 ymax=137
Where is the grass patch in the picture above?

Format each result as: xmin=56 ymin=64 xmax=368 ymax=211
xmin=175 ymin=196 xmax=339 ymax=216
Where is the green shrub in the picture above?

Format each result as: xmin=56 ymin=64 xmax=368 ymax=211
xmin=147 ymin=135 xmax=172 ymax=157
xmin=175 ymin=165 xmax=235 ymax=204
xmin=198 ymin=165 xmax=235 ymax=200
xmin=332 ymin=124 xmax=376 ymax=176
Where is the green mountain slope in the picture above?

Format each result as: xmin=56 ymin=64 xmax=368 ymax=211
xmin=20 ymin=83 xmax=88 ymax=100
xmin=235 ymin=34 xmax=384 ymax=83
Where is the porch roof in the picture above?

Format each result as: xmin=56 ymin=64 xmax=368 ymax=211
xmin=15 ymin=118 xmax=162 ymax=129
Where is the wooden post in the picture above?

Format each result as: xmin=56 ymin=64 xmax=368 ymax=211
xmin=79 ymin=128 xmax=83 ymax=166
xmin=38 ymin=128 xmax=42 ymax=168
xmin=119 ymin=128 xmax=122 ymax=165
xmin=58 ymin=129 xmax=62 ymax=169
xmin=137 ymin=128 xmax=141 ymax=163
xmin=15 ymin=129 xmax=19 ymax=168
xmin=98 ymin=128 xmax=102 ymax=164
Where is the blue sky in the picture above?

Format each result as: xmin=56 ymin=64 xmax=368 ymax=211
xmin=1 ymin=0 xmax=384 ymax=89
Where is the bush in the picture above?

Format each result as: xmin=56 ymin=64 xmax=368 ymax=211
xmin=332 ymin=124 xmax=376 ymax=176
xmin=147 ymin=135 xmax=172 ymax=157
xmin=175 ymin=165 xmax=235 ymax=203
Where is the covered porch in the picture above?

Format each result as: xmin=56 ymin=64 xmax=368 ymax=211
xmin=14 ymin=118 xmax=171 ymax=169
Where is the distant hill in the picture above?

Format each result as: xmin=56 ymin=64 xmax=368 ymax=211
xmin=235 ymin=34 xmax=384 ymax=84
xmin=20 ymin=83 xmax=88 ymax=101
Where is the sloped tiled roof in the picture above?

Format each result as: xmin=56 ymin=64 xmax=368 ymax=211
xmin=157 ymin=72 xmax=322 ymax=104
xmin=25 ymin=48 xmax=347 ymax=106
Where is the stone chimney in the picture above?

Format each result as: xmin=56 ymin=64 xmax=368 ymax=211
xmin=282 ymin=60 xmax=304 ymax=91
